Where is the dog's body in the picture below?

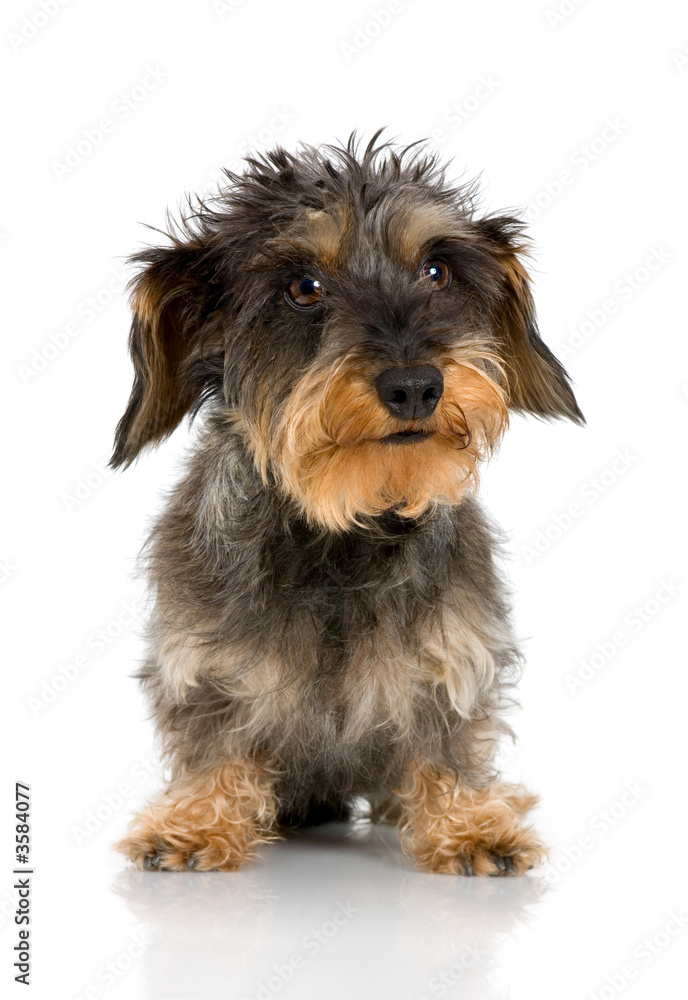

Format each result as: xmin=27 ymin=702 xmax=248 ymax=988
xmin=113 ymin=135 xmax=582 ymax=874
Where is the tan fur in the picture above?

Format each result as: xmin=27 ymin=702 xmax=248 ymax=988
xmin=340 ymin=597 xmax=515 ymax=746
xmin=127 ymin=279 xmax=175 ymax=449
xmin=116 ymin=760 xmax=279 ymax=871
xmin=238 ymin=340 xmax=509 ymax=531
xmin=155 ymin=627 xmax=221 ymax=699
xmin=225 ymin=652 xmax=315 ymax=749
xmin=420 ymin=597 xmax=515 ymax=719
xmin=153 ymin=620 xmax=275 ymax=704
xmin=396 ymin=761 xmax=546 ymax=874
xmin=303 ymin=207 xmax=348 ymax=267
xmin=117 ymin=264 xmax=226 ymax=466
xmin=131 ymin=281 xmax=158 ymax=329
xmin=396 ymin=203 xmax=460 ymax=260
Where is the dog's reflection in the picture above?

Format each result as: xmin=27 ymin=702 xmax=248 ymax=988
xmin=112 ymin=821 xmax=548 ymax=1000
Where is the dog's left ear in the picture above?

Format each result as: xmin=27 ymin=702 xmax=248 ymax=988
xmin=475 ymin=215 xmax=584 ymax=425
xmin=110 ymin=235 xmax=226 ymax=468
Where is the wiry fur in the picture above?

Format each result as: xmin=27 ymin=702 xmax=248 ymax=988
xmin=111 ymin=133 xmax=583 ymax=873
xmin=115 ymin=760 xmax=278 ymax=871
xmin=397 ymin=765 xmax=545 ymax=875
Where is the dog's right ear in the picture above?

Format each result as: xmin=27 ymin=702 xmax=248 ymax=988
xmin=110 ymin=234 xmax=226 ymax=468
xmin=474 ymin=214 xmax=584 ymax=425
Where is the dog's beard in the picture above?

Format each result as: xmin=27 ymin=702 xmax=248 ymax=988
xmin=241 ymin=340 xmax=509 ymax=531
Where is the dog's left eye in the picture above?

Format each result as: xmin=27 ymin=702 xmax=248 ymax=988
xmin=286 ymin=276 xmax=324 ymax=308
xmin=419 ymin=259 xmax=451 ymax=291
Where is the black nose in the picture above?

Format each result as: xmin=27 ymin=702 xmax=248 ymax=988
xmin=375 ymin=365 xmax=444 ymax=420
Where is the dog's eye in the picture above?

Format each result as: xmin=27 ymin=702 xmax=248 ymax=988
xmin=286 ymin=276 xmax=324 ymax=308
xmin=419 ymin=259 xmax=450 ymax=291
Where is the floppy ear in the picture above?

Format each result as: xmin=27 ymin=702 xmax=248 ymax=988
xmin=476 ymin=215 xmax=584 ymax=425
xmin=110 ymin=234 xmax=226 ymax=468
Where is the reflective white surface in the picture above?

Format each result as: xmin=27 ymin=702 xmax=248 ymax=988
xmin=112 ymin=823 xmax=548 ymax=1000
xmin=33 ymin=811 xmax=683 ymax=1000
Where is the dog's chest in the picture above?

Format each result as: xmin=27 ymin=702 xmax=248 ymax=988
xmin=240 ymin=526 xmax=482 ymax=745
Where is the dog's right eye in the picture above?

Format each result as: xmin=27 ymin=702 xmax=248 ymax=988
xmin=286 ymin=276 xmax=324 ymax=308
xmin=419 ymin=259 xmax=451 ymax=291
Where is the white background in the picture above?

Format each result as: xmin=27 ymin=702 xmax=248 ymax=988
xmin=3 ymin=1 xmax=688 ymax=998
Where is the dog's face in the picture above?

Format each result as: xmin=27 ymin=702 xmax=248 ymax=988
xmin=112 ymin=136 xmax=583 ymax=529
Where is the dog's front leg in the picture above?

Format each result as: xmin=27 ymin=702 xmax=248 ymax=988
xmin=396 ymin=761 xmax=546 ymax=876
xmin=116 ymin=759 xmax=278 ymax=871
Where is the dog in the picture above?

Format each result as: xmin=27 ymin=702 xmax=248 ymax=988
xmin=111 ymin=133 xmax=583 ymax=875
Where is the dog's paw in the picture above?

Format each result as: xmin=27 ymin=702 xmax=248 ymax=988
xmin=114 ymin=764 xmax=278 ymax=872
xmin=410 ymin=816 xmax=546 ymax=876
xmin=448 ymin=830 xmax=546 ymax=877
xmin=399 ymin=775 xmax=547 ymax=876
xmin=116 ymin=826 xmax=248 ymax=872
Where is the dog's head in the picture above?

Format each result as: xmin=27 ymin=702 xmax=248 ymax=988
xmin=111 ymin=133 xmax=583 ymax=530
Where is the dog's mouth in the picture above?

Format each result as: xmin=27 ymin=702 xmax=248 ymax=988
xmin=381 ymin=430 xmax=432 ymax=444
